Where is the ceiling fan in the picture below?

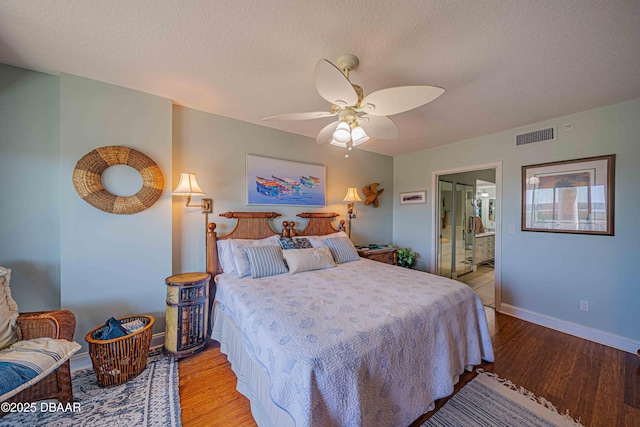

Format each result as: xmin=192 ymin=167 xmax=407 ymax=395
xmin=263 ymin=54 xmax=444 ymax=154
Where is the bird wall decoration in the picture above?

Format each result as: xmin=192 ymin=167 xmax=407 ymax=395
xmin=363 ymin=183 xmax=384 ymax=208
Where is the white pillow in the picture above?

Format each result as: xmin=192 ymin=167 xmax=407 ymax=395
xmin=230 ymin=235 xmax=282 ymax=278
xmin=282 ymin=247 xmax=336 ymax=275
xmin=307 ymin=231 xmax=349 ymax=248
xmin=216 ymin=240 xmax=236 ymax=273
xmin=0 ymin=267 xmax=19 ymax=350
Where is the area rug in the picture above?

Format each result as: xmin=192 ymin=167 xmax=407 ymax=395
xmin=422 ymin=370 xmax=583 ymax=427
xmin=2 ymin=350 xmax=181 ymax=427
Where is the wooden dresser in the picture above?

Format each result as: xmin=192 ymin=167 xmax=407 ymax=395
xmin=357 ymin=246 xmax=397 ymax=265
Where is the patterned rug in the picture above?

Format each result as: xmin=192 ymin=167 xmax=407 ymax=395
xmin=422 ymin=370 xmax=583 ymax=427
xmin=2 ymin=351 xmax=181 ymax=426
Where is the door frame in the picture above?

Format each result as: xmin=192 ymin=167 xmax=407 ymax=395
xmin=431 ymin=161 xmax=502 ymax=311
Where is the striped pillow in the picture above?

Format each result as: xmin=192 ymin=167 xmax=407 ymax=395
xmin=326 ymin=237 xmax=360 ymax=264
xmin=244 ymin=246 xmax=288 ymax=279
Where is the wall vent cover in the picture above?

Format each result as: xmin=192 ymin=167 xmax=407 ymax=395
xmin=515 ymin=126 xmax=556 ymax=147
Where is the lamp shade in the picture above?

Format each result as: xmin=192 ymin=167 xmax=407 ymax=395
xmin=351 ymin=125 xmax=369 ymax=146
xmin=172 ymin=173 xmax=205 ymax=195
xmin=333 ymin=121 xmax=351 ymax=144
xmin=343 ymin=187 xmax=362 ymax=202
xmin=330 ymin=138 xmax=348 ymax=148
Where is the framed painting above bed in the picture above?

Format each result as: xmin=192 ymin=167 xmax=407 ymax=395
xmin=246 ymin=155 xmax=326 ymax=206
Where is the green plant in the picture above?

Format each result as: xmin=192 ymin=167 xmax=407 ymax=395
xmin=396 ymin=248 xmax=417 ymax=268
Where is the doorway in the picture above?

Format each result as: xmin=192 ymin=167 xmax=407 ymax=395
xmin=431 ymin=162 xmax=502 ymax=310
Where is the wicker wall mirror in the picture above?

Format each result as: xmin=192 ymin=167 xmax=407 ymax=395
xmin=72 ymin=146 xmax=164 ymax=215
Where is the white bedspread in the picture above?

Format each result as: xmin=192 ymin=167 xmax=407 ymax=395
xmin=214 ymin=258 xmax=494 ymax=427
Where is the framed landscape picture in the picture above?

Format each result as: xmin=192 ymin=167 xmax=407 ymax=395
xmin=246 ymin=155 xmax=326 ymax=206
xmin=522 ymin=154 xmax=615 ymax=235
xmin=400 ymin=190 xmax=426 ymax=205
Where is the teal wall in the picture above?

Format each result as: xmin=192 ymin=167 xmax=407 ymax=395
xmin=2 ymin=62 xmax=637 ymax=351
xmin=393 ymin=99 xmax=640 ymax=344
xmin=59 ymin=74 xmax=173 ymax=348
xmin=172 ymin=106 xmax=394 ymax=273
xmin=0 ymin=64 xmax=61 ymax=311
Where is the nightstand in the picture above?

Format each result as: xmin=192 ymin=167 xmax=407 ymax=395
xmin=164 ymin=272 xmax=211 ymax=359
xmin=357 ymin=246 xmax=397 ymax=265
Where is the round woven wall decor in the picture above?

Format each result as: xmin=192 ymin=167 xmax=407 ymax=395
xmin=72 ymin=146 xmax=164 ymax=215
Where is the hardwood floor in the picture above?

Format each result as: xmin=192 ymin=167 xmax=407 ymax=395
xmin=178 ymin=310 xmax=640 ymax=426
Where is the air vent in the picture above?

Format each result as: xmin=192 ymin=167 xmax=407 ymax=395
xmin=515 ymin=126 xmax=556 ymax=147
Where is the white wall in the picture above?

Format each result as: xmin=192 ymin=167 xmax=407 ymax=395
xmin=393 ymin=99 xmax=640 ymax=349
xmin=0 ymin=64 xmax=61 ymax=311
xmin=59 ymin=74 xmax=173 ymax=349
xmin=172 ymin=106 xmax=394 ymax=273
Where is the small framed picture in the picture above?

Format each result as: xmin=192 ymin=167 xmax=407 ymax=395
xmin=400 ymin=190 xmax=427 ymax=205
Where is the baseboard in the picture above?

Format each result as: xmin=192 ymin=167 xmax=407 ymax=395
xmin=500 ymin=304 xmax=640 ymax=354
xmin=70 ymin=332 xmax=166 ymax=373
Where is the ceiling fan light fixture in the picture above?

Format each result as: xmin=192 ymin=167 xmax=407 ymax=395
xmin=351 ymin=125 xmax=369 ymax=146
xmin=330 ymin=138 xmax=348 ymax=148
xmin=333 ymin=121 xmax=351 ymax=143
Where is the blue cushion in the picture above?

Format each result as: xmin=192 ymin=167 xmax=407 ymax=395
xmin=0 ymin=361 xmax=38 ymax=396
xmin=245 ymin=246 xmax=288 ymax=278
xmin=326 ymin=237 xmax=360 ymax=264
xmin=279 ymin=237 xmax=312 ymax=250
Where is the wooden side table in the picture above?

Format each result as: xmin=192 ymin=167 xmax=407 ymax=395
xmin=164 ymin=272 xmax=211 ymax=358
xmin=357 ymin=246 xmax=397 ymax=265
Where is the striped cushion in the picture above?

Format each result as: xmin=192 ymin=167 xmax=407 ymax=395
xmin=230 ymin=235 xmax=282 ymax=278
xmin=244 ymin=246 xmax=288 ymax=279
xmin=326 ymin=237 xmax=360 ymax=264
xmin=0 ymin=337 xmax=81 ymax=401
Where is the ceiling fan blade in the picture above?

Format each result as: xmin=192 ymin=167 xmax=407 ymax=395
xmin=359 ymin=85 xmax=445 ymax=116
xmin=263 ymin=111 xmax=336 ymax=121
xmin=316 ymin=121 xmax=338 ymax=144
xmin=357 ymin=115 xmax=399 ymax=140
xmin=314 ymin=59 xmax=359 ymax=107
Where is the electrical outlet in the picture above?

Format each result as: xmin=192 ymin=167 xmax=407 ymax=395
xmin=579 ymin=300 xmax=589 ymax=312
xmin=508 ymin=225 xmax=516 ymax=234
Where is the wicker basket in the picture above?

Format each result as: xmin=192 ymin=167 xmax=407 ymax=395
xmin=85 ymin=315 xmax=155 ymax=387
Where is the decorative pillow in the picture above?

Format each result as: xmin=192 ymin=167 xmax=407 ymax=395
xmin=279 ymin=237 xmax=312 ymax=250
xmin=244 ymin=246 xmax=288 ymax=279
xmin=217 ymin=239 xmax=236 ymax=273
xmin=0 ymin=267 xmax=19 ymax=350
xmin=326 ymin=237 xmax=361 ymax=264
xmin=282 ymin=247 xmax=336 ymax=275
xmin=0 ymin=337 xmax=81 ymax=401
xmin=307 ymin=231 xmax=349 ymax=248
xmin=230 ymin=235 xmax=282 ymax=278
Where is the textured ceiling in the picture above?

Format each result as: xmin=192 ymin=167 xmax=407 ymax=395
xmin=1 ymin=0 xmax=639 ymax=156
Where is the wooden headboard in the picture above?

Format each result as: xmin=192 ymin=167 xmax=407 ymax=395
xmin=206 ymin=211 xmax=345 ymax=276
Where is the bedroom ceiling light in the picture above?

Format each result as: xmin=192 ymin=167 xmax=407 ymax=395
xmin=172 ymin=173 xmax=212 ymax=214
xmin=351 ymin=125 xmax=369 ymax=146
xmin=264 ymin=54 xmax=443 ymax=153
xmin=343 ymin=187 xmax=362 ymax=237
xmin=333 ymin=121 xmax=351 ymax=144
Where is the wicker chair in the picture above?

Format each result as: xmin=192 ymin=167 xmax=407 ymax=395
xmin=3 ymin=310 xmax=76 ymax=406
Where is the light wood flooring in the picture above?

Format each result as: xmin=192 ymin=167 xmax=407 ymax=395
xmin=178 ymin=309 xmax=640 ymax=427
xmin=457 ymin=264 xmax=495 ymax=308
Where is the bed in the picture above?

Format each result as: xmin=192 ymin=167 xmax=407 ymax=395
xmin=206 ymin=212 xmax=494 ymax=427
